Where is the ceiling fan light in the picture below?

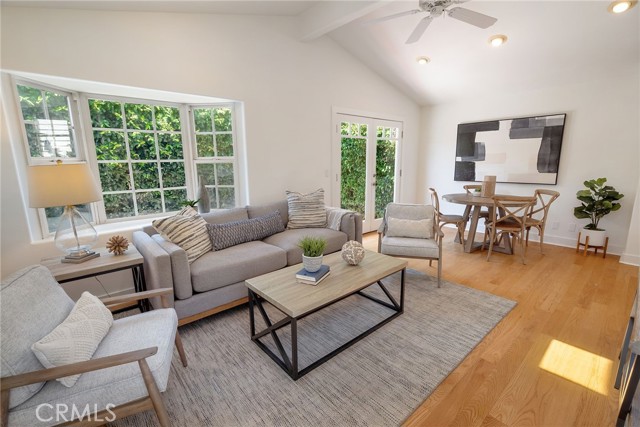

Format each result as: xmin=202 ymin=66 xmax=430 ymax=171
xmin=489 ymin=35 xmax=507 ymax=47
xmin=608 ymin=0 xmax=636 ymax=13
xmin=417 ymin=56 xmax=431 ymax=65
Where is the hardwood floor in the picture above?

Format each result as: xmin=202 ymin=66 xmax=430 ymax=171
xmin=362 ymin=230 xmax=639 ymax=427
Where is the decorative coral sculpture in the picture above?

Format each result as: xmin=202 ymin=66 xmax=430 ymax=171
xmin=106 ymin=235 xmax=129 ymax=255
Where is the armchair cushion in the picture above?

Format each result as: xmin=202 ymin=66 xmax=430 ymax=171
xmin=380 ymin=236 xmax=440 ymax=259
xmin=31 ymin=292 xmax=113 ymax=387
xmin=1 ymin=265 xmax=75 ymax=409
xmin=386 ymin=217 xmax=434 ymax=239
xmin=286 ymin=188 xmax=327 ymax=229
xmin=152 ymin=211 xmax=212 ymax=263
xmin=9 ymin=308 xmax=178 ymax=426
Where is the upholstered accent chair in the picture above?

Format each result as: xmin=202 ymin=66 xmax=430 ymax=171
xmin=377 ymin=203 xmax=443 ymax=287
xmin=429 ymin=187 xmax=466 ymax=246
xmin=483 ymin=196 xmax=537 ymax=265
xmin=0 ymin=265 xmax=187 ymax=427
xmin=525 ymin=189 xmax=560 ymax=253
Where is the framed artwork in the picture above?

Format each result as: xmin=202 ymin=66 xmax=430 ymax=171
xmin=454 ymin=113 xmax=566 ymax=185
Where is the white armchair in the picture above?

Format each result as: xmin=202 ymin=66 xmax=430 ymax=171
xmin=0 ymin=265 xmax=187 ymax=426
xmin=377 ymin=203 xmax=443 ymax=287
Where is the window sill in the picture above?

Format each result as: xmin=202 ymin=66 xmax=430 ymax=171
xmin=32 ymin=217 xmax=156 ymax=247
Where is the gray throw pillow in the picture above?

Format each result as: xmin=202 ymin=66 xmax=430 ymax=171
xmin=286 ymin=188 xmax=326 ymax=229
xmin=207 ymin=211 xmax=285 ymax=251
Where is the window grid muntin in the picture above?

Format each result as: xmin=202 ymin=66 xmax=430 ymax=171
xmin=90 ymin=98 xmax=187 ymax=219
xmin=191 ymin=105 xmax=237 ymax=210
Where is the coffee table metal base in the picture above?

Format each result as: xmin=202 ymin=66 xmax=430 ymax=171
xmin=248 ymin=268 xmax=405 ymax=380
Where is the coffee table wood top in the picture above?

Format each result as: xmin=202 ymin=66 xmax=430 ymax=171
xmin=245 ymin=250 xmax=407 ymax=318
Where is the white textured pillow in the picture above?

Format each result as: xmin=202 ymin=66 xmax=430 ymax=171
xmin=31 ymin=292 xmax=113 ymax=387
xmin=386 ymin=217 xmax=434 ymax=239
xmin=286 ymin=188 xmax=326 ymax=229
xmin=153 ymin=210 xmax=212 ymax=263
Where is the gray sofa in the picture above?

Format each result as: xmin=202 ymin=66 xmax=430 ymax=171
xmin=133 ymin=200 xmax=362 ymax=324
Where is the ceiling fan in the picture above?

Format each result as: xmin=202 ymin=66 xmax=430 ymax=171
xmin=368 ymin=0 xmax=498 ymax=44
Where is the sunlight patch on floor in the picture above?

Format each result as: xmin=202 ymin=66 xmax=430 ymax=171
xmin=539 ymin=339 xmax=612 ymax=395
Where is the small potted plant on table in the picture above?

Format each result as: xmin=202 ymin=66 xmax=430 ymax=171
xmin=574 ymin=177 xmax=624 ymax=247
xmin=298 ymin=236 xmax=327 ymax=273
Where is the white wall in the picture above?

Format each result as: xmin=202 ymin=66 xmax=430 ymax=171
xmin=420 ymin=67 xmax=639 ymax=257
xmin=0 ymin=7 xmax=421 ymax=294
xmin=621 ymin=178 xmax=640 ymax=265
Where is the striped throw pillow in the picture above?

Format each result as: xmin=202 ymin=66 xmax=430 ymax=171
xmin=152 ymin=211 xmax=212 ymax=263
xmin=286 ymin=188 xmax=327 ymax=229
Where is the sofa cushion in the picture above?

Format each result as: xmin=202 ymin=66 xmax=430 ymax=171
xmin=31 ymin=292 xmax=113 ymax=387
xmin=286 ymin=189 xmax=327 ymax=229
xmin=247 ymin=200 xmax=289 ymax=225
xmin=152 ymin=213 xmax=212 ymax=264
xmin=9 ymin=309 xmax=177 ymax=426
xmin=202 ymin=207 xmax=249 ymax=225
xmin=190 ymin=241 xmax=287 ymax=292
xmin=207 ymin=212 xmax=285 ymax=251
xmin=1 ymin=265 xmax=75 ymax=409
xmin=263 ymin=228 xmax=348 ymax=266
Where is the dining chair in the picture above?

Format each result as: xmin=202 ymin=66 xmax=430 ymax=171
xmin=483 ymin=195 xmax=537 ymax=264
xmin=428 ymin=187 xmax=465 ymax=246
xmin=525 ymin=189 xmax=560 ymax=253
xmin=462 ymin=184 xmax=490 ymax=223
xmin=377 ymin=203 xmax=443 ymax=287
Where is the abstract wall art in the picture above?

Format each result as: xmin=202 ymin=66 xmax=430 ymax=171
xmin=454 ymin=114 xmax=566 ymax=185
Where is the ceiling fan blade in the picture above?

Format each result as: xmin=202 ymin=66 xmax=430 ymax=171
xmin=406 ymin=16 xmax=434 ymax=44
xmin=448 ymin=7 xmax=497 ymax=29
xmin=365 ymin=9 xmax=421 ymax=25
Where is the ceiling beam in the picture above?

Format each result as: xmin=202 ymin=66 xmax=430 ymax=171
xmin=298 ymin=0 xmax=393 ymax=42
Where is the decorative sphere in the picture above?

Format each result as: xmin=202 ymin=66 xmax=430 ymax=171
xmin=341 ymin=240 xmax=365 ymax=265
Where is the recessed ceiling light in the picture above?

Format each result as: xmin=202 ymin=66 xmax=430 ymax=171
xmin=416 ymin=56 xmax=430 ymax=65
xmin=488 ymin=34 xmax=508 ymax=47
xmin=608 ymin=0 xmax=637 ymax=13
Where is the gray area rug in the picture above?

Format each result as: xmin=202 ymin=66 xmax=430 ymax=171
xmin=111 ymin=269 xmax=515 ymax=427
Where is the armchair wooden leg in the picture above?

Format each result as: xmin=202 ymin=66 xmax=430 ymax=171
xmin=1 ymin=389 xmax=9 ymax=427
xmin=139 ymin=358 xmax=171 ymax=427
xmin=175 ymin=331 xmax=188 ymax=367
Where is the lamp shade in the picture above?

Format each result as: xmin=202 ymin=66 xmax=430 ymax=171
xmin=28 ymin=163 xmax=102 ymax=208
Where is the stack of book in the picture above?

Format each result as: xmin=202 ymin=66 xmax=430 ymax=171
xmin=296 ymin=265 xmax=330 ymax=285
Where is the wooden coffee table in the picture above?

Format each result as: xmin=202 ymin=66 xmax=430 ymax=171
xmin=245 ymin=250 xmax=407 ymax=380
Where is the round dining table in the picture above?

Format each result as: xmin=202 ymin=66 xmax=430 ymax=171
xmin=442 ymin=193 xmax=513 ymax=254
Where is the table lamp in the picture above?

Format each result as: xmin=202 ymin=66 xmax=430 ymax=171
xmin=28 ymin=161 xmax=102 ymax=263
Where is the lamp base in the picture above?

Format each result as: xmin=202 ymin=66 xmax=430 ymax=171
xmin=61 ymin=250 xmax=100 ymax=264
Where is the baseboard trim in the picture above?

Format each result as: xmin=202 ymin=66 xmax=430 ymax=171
xmin=620 ymin=254 xmax=640 ymax=267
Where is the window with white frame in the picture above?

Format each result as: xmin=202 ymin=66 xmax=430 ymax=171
xmin=192 ymin=106 xmax=237 ymax=209
xmin=14 ymin=80 xmax=241 ymax=237
xmin=89 ymin=98 xmax=188 ymax=219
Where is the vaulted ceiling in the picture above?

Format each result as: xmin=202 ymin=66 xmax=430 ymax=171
xmin=4 ymin=0 xmax=639 ymax=106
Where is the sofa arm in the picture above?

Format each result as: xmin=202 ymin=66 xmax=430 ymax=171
xmin=326 ymin=207 xmax=363 ymax=243
xmin=132 ymin=231 xmax=177 ymax=308
xmin=339 ymin=211 xmax=363 ymax=243
xmin=150 ymin=235 xmax=193 ymax=300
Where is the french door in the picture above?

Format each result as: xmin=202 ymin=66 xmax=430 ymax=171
xmin=332 ymin=113 xmax=402 ymax=233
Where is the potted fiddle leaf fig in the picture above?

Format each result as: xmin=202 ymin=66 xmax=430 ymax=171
xmin=574 ymin=177 xmax=623 ymax=246
xmin=298 ymin=236 xmax=327 ymax=273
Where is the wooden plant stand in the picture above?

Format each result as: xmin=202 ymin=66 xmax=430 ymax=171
xmin=576 ymin=231 xmax=609 ymax=258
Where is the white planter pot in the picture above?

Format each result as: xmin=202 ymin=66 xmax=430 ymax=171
xmin=302 ymin=255 xmax=323 ymax=273
xmin=580 ymin=229 xmax=607 ymax=247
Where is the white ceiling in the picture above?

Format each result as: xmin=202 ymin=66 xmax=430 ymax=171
xmin=331 ymin=0 xmax=640 ymax=105
xmin=4 ymin=0 xmax=639 ymax=106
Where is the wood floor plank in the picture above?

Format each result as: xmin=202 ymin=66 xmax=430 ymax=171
xmin=362 ymin=230 xmax=639 ymax=426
